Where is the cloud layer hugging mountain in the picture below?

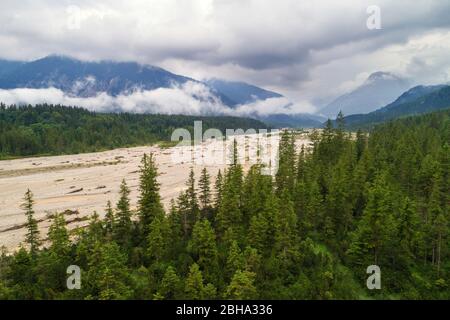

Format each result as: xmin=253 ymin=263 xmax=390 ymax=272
xmin=0 ymin=81 xmax=302 ymax=117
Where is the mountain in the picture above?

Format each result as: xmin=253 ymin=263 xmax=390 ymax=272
xmin=0 ymin=55 xmax=315 ymax=126
xmin=0 ymin=55 xmax=201 ymax=97
xmin=382 ymin=84 xmax=445 ymax=107
xmin=342 ymin=84 xmax=450 ymax=128
xmin=205 ymin=78 xmax=283 ymax=106
xmin=320 ymin=71 xmax=411 ymax=118
xmin=0 ymin=59 xmax=23 ymax=77
xmin=0 ymin=56 xmax=265 ymax=108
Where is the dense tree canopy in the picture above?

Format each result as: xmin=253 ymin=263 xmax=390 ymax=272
xmin=0 ymin=104 xmax=269 ymax=158
xmin=0 ymin=109 xmax=448 ymax=300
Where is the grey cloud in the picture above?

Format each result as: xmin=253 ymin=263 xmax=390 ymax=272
xmin=0 ymin=0 xmax=449 ymax=109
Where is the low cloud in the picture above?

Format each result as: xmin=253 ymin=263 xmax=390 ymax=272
xmin=234 ymin=97 xmax=316 ymax=115
xmin=0 ymin=81 xmax=311 ymax=117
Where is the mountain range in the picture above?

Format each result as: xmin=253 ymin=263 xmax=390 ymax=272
xmin=320 ymin=72 xmax=411 ymax=118
xmin=0 ymin=55 xmax=230 ymax=100
xmin=341 ymin=84 xmax=450 ymax=128
xmin=0 ymin=55 xmax=325 ymax=128
xmin=0 ymin=56 xmax=281 ymax=106
xmin=1 ymin=55 xmax=449 ymax=129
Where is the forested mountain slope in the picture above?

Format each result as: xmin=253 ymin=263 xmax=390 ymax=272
xmin=342 ymin=85 xmax=450 ymax=128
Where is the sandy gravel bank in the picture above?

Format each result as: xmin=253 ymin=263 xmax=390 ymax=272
xmin=0 ymin=133 xmax=311 ymax=251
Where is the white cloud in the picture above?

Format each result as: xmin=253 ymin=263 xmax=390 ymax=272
xmin=234 ymin=97 xmax=316 ymax=115
xmin=0 ymin=81 xmax=310 ymax=116
xmin=0 ymin=0 xmax=449 ymax=109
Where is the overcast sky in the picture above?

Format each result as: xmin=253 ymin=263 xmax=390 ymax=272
xmin=0 ymin=0 xmax=449 ymax=111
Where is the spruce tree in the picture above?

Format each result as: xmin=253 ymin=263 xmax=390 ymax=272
xmin=177 ymin=191 xmax=192 ymax=239
xmin=147 ymin=215 xmax=170 ymax=264
xmin=396 ymin=197 xmax=421 ymax=263
xmin=115 ymin=179 xmax=133 ymax=248
xmin=347 ymin=173 xmax=397 ymax=267
xmin=186 ymin=168 xmax=200 ymax=222
xmin=433 ymin=213 xmax=448 ymax=276
xmin=214 ymin=170 xmax=224 ymax=208
xmin=276 ymin=130 xmax=296 ymax=195
xmin=225 ymin=240 xmax=244 ymax=279
xmin=87 ymin=242 xmax=132 ymax=299
xmin=248 ymin=192 xmax=277 ymax=254
xmin=21 ymin=189 xmax=40 ymax=255
xmin=167 ymin=199 xmax=184 ymax=254
xmin=184 ymin=262 xmax=219 ymax=299
xmin=157 ymin=266 xmax=181 ymax=299
xmin=216 ymin=161 xmax=243 ymax=237
xmin=199 ymin=168 xmax=211 ymax=212
xmin=274 ymin=190 xmax=299 ymax=266
xmin=104 ymin=200 xmax=115 ymax=237
xmin=138 ymin=153 xmax=164 ymax=238
xmin=48 ymin=213 xmax=69 ymax=257
xmin=324 ymin=155 xmax=354 ymax=244
xmin=355 ymin=129 xmax=367 ymax=161
xmin=184 ymin=263 xmax=205 ymax=300
xmin=188 ymin=219 xmax=219 ymax=284
xmin=241 ymin=165 xmax=272 ymax=226
xmin=225 ymin=270 xmax=258 ymax=299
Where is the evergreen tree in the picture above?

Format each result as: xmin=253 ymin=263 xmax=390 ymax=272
xmin=324 ymin=155 xmax=354 ymax=246
xmin=424 ymin=172 xmax=446 ymax=266
xmin=86 ymin=242 xmax=132 ymax=299
xmin=138 ymin=153 xmax=164 ymax=238
xmin=177 ymin=191 xmax=193 ymax=239
xmin=273 ymin=190 xmax=299 ymax=267
xmin=355 ymin=129 xmax=367 ymax=161
xmin=115 ymin=179 xmax=133 ymax=248
xmin=396 ymin=197 xmax=421 ymax=264
xmin=241 ymin=165 xmax=272 ymax=226
xmin=21 ymin=189 xmax=40 ymax=255
xmin=156 ymin=266 xmax=182 ymax=299
xmin=88 ymin=211 xmax=104 ymax=243
xmin=214 ymin=170 xmax=224 ymax=208
xmin=225 ymin=270 xmax=258 ymax=299
xmin=189 ymin=220 xmax=219 ymax=284
xmin=184 ymin=263 xmax=205 ymax=300
xmin=248 ymin=191 xmax=277 ymax=254
xmin=242 ymin=246 xmax=262 ymax=274
xmin=347 ymin=173 xmax=397 ymax=267
xmin=216 ymin=162 xmax=243 ymax=237
xmin=433 ymin=213 xmax=448 ymax=276
xmin=147 ymin=215 xmax=170 ymax=264
xmin=104 ymin=200 xmax=115 ymax=237
xmin=276 ymin=130 xmax=296 ymax=195
xmin=225 ymin=240 xmax=244 ymax=279
xmin=48 ymin=213 xmax=69 ymax=257
xmin=186 ymin=168 xmax=200 ymax=222
xmin=199 ymin=168 xmax=211 ymax=213
xmin=167 ymin=199 xmax=184 ymax=254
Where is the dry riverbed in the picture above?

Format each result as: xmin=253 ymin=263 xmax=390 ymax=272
xmin=0 ymin=133 xmax=311 ymax=251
